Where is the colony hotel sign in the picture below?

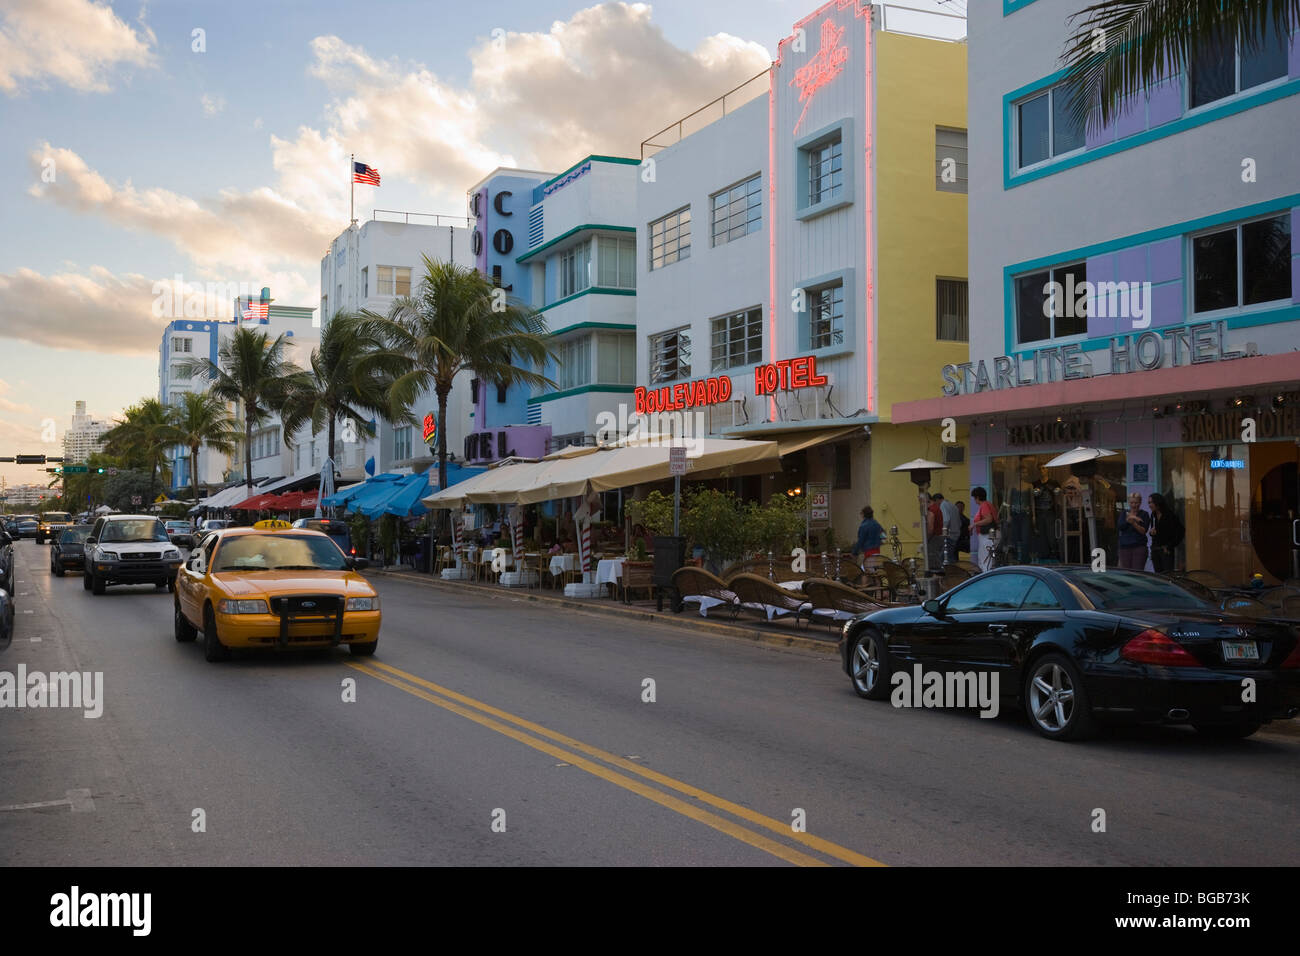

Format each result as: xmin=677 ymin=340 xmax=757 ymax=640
xmin=941 ymin=320 xmax=1248 ymax=396
xmin=635 ymin=355 xmax=828 ymax=413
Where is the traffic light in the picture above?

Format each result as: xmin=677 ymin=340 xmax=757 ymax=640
xmin=15 ymin=454 xmax=45 ymax=465
xmin=96 ymin=467 xmax=105 ymax=474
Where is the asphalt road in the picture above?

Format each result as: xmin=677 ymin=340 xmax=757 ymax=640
xmin=2 ymin=537 xmax=1297 ymax=866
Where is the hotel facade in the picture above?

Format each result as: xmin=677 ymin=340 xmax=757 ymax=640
xmin=893 ymin=0 xmax=1300 ymax=583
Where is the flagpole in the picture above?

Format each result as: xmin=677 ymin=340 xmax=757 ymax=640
xmin=350 ymin=152 xmax=355 ymax=225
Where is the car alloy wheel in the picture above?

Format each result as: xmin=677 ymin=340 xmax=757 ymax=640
xmin=1024 ymin=653 xmax=1095 ymax=741
xmin=850 ymin=629 xmax=891 ymax=700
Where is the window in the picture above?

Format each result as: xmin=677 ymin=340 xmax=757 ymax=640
xmin=496 ymin=384 xmax=507 ymax=404
xmin=935 ymin=127 xmax=968 ymax=193
xmin=172 ymin=337 xmax=192 ymax=353
xmin=377 ymin=266 xmax=411 ymax=296
xmin=361 ymin=267 xmax=368 ymax=298
xmin=833 ymin=442 xmax=852 ymax=491
xmin=336 ymin=284 xmax=342 ymax=311
xmin=808 ymin=137 xmax=843 ymax=205
xmin=168 ymin=390 xmax=186 ymax=407
xmin=596 ymin=332 xmax=636 ymax=385
xmin=711 ymin=174 xmax=762 ymax=246
xmin=809 ymin=284 xmax=845 ymax=351
xmin=596 ymin=236 xmax=636 ymax=289
xmin=559 ymin=240 xmax=592 ymax=298
xmin=1190 ymin=21 xmax=1288 ymax=109
xmin=1193 ymin=213 xmax=1292 ymax=313
xmin=557 ymin=335 xmax=592 ymax=390
xmin=710 ymin=307 xmax=762 ymax=371
xmin=944 ymin=573 xmax=1036 ymax=613
xmin=648 ymin=207 xmax=691 ymax=271
xmin=1015 ymin=85 xmax=1084 ymax=169
xmin=470 ymin=378 xmax=480 ymax=404
xmin=649 ymin=327 xmax=691 ymax=384
xmin=936 ymin=279 xmax=969 ymax=342
xmin=171 ymin=363 xmax=193 ymax=381
xmin=394 ymin=426 xmax=412 ymax=461
xmin=311 ymin=442 xmax=319 ymax=468
xmin=321 ymin=295 xmax=328 ymax=318
xmin=1020 ymin=580 xmax=1063 ymax=610
xmin=1014 ymin=261 xmax=1087 ymax=344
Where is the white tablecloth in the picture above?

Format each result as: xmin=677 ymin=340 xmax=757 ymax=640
xmin=548 ymin=554 xmax=575 ymax=578
xmin=595 ymin=557 xmax=624 ymax=586
xmin=482 ymin=548 xmax=512 ymax=570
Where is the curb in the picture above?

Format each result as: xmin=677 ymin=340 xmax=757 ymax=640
xmin=368 ymin=567 xmax=840 ymax=656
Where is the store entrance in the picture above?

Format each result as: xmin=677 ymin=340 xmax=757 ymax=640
xmin=1249 ymin=441 xmax=1300 ymax=582
xmin=990 ymin=453 xmax=1126 ymax=566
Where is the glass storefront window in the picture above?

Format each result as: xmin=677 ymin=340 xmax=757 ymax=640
xmin=1160 ymin=441 xmax=1300 ymax=584
xmin=989 ymin=452 xmax=1127 ymax=566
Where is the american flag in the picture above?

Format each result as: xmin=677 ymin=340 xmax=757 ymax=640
xmin=353 ymin=161 xmax=381 ymax=186
xmin=241 ymin=301 xmax=269 ymax=322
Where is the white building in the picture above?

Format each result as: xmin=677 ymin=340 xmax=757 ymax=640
xmin=62 ymin=401 xmax=110 ymax=464
xmin=318 ymin=214 xmax=476 ymax=479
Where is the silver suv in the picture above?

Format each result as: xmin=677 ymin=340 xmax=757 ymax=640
xmin=84 ymin=515 xmax=183 ymax=595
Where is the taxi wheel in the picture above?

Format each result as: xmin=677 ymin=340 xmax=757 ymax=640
xmin=83 ymin=569 xmax=93 ymax=590
xmin=203 ymin=605 xmax=230 ymax=662
xmin=174 ymin=598 xmax=197 ymax=643
xmin=348 ymin=638 xmax=378 ymax=657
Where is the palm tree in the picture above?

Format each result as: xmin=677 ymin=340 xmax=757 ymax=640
xmin=170 ymin=391 xmax=242 ymax=503
xmin=1061 ymin=1 xmax=1298 ymax=131
xmin=364 ymin=256 xmax=556 ymax=492
xmin=280 ymin=311 xmax=407 ymax=474
xmin=102 ymin=399 xmax=177 ymax=503
xmin=182 ymin=327 xmax=311 ymax=490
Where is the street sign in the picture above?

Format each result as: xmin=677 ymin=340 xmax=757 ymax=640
xmin=669 ymin=446 xmax=687 ymax=477
xmin=154 ymin=494 xmax=168 ymax=504
xmin=131 ymin=495 xmax=142 ymax=506
xmin=62 ymin=465 xmax=88 ymax=474
xmin=808 ymin=482 xmax=832 ymax=529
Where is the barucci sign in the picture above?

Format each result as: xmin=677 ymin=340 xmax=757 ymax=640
xmin=941 ymin=320 xmax=1252 ymax=396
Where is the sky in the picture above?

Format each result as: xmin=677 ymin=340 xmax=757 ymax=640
xmin=0 ymin=0 xmax=960 ymax=489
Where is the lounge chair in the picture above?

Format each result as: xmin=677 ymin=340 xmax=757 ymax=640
xmin=671 ymin=567 xmax=739 ymax=618
xmin=726 ymin=573 xmax=812 ymax=627
xmin=801 ymin=578 xmax=893 ymax=631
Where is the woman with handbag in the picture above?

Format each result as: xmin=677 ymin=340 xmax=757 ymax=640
xmin=1148 ymin=493 xmax=1183 ymax=573
xmin=970 ymin=487 xmax=998 ymax=572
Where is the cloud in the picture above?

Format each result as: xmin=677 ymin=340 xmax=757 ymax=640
xmin=28 ymin=144 xmax=336 ymax=278
xmin=201 ymin=93 xmax=225 ymax=116
xmin=0 ymin=266 xmax=172 ymax=354
xmin=0 ymin=0 xmax=156 ymax=94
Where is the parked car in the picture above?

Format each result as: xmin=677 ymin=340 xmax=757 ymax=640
xmin=83 ymin=514 xmax=183 ymax=594
xmin=174 ymin=525 xmax=377 ymax=661
xmin=199 ymin=519 xmax=231 ymax=533
xmin=290 ymin=517 xmax=356 ymax=557
xmin=164 ymin=520 xmax=196 ymax=549
xmin=840 ymin=566 xmax=1300 ymax=741
xmin=0 ymin=585 xmax=12 ymax=652
xmin=50 ymin=526 xmax=92 ymax=576
xmin=36 ymin=511 xmax=73 ymax=544
xmin=0 ymin=526 xmax=14 ymax=595
xmin=15 ymin=517 xmax=39 ymax=539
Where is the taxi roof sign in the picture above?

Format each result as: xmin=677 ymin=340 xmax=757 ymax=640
xmin=252 ymin=519 xmax=293 ymax=530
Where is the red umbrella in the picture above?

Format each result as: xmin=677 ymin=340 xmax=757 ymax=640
xmin=231 ymin=493 xmax=279 ymax=510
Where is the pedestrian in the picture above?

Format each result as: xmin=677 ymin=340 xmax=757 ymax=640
xmin=851 ymin=505 xmax=885 ymax=560
xmin=1118 ymin=491 xmax=1150 ymax=570
xmin=1148 ymin=493 xmax=1183 ymax=573
xmin=970 ymin=487 xmax=997 ymax=572
xmin=926 ymin=494 xmax=945 ymax=570
xmin=938 ymin=493 xmax=961 ymax=566
xmin=955 ymin=500 xmax=971 ymax=555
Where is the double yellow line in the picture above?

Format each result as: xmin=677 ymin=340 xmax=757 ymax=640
xmin=348 ymin=660 xmax=883 ymax=867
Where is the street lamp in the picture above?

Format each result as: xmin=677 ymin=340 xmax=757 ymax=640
xmin=890 ymin=458 xmax=950 ymax=590
xmin=1044 ymin=446 xmax=1118 ymax=563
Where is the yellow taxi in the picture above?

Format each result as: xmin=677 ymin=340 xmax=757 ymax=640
xmin=173 ymin=520 xmax=380 ymax=662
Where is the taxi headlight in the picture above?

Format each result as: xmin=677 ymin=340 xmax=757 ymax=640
xmin=218 ymin=599 xmax=270 ymax=615
xmin=346 ymin=596 xmax=378 ymax=611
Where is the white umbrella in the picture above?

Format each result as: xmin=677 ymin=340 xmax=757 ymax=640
xmin=1045 ymin=447 xmax=1119 ymax=562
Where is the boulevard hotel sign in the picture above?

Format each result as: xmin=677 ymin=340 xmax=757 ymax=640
xmin=940 ymin=320 xmax=1248 ymax=395
xmin=635 ymin=355 xmax=827 ymax=413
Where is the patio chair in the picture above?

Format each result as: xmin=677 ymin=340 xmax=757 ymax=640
xmin=877 ymin=560 xmax=917 ymax=603
xmin=802 ymin=578 xmax=892 ymax=632
xmin=1259 ymin=586 xmax=1300 ymax=609
xmin=726 ymin=573 xmax=812 ymax=628
xmin=622 ymin=561 xmax=654 ymax=603
xmin=1183 ymin=569 xmax=1229 ymax=589
xmin=940 ymin=564 xmax=974 ymax=592
xmin=671 ymin=567 xmax=739 ymax=618
xmin=1166 ymin=573 xmax=1217 ymax=602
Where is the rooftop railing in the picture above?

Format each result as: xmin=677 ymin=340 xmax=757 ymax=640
xmin=641 ymin=69 xmax=771 ymax=159
xmin=371 ymin=210 xmax=472 ymax=228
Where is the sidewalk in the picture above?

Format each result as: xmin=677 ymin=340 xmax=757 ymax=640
xmin=370 ymin=565 xmax=842 ymax=655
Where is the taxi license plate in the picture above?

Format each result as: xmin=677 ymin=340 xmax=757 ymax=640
xmin=1221 ymin=640 xmax=1258 ymax=662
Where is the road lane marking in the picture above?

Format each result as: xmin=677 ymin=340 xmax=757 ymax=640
xmin=353 ymin=660 xmax=883 ymax=867
xmin=0 ymin=789 xmax=95 ymax=813
xmin=349 ymin=662 xmax=829 ymax=866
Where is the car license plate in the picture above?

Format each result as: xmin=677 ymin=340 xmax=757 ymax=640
xmin=1221 ymin=640 xmax=1258 ymax=662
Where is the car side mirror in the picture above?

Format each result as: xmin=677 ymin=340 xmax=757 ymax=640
xmin=350 ymin=557 xmax=370 ymax=571
xmin=923 ymin=599 xmax=943 ymax=617
xmin=85 ymin=537 xmax=97 ymax=545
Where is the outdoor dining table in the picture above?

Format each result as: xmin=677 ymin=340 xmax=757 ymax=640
xmin=595 ymin=557 xmax=624 ymax=598
xmin=548 ymin=553 xmax=575 ymax=580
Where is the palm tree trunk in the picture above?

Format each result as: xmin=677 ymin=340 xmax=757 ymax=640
xmin=328 ymin=411 xmax=337 ymax=472
xmin=191 ymin=442 xmax=200 ymax=503
xmin=245 ymin=418 xmax=254 ymax=490
xmin=436 ymin=386 xmax=450 ymax=494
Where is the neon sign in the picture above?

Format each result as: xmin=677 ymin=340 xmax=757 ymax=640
xmin=790 ymin=19 xmax=849 ymax=134
xmin=754 ymin=355 xmax=828 ymax=395
xmin=1210 ymin=459 xmax=1245 ymax=470
xmin=422 ymin=413 xmax=437 ymax=444
xmin=633 ymin=356 xmax=830 ymax=413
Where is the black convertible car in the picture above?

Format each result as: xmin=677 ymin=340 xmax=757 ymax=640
xmin=841 ymin=566 xmax=1300 ymax=741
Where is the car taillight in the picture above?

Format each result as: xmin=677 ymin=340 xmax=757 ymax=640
xmin=1282 ymin=640 xmax=1300 ymax=669
xmin=350 ymin=547 xmax=356 ymax=555
xmin=1121 ymin=629 xmax=1205 ymax=667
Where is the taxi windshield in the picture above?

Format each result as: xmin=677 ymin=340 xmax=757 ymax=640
xmin=213 ymin=533 xmax=347 ymax=572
